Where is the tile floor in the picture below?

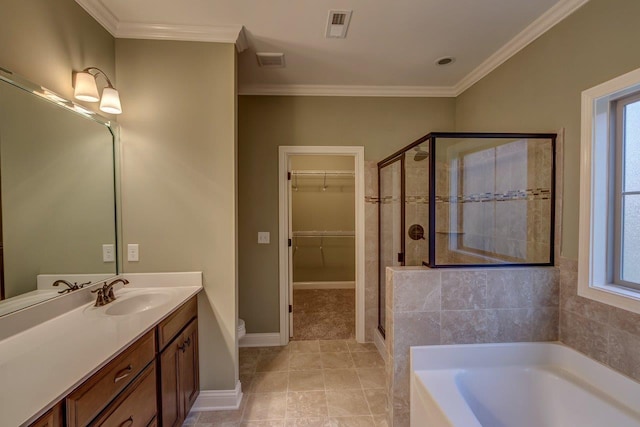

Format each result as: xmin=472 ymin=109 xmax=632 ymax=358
xmin=292 ymin=290 xmax=355 ymax=340
xmin=185 ymin=340 xmax=389 ymax=426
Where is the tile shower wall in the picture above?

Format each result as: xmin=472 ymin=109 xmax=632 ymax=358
xmin=385 ymin=266 xmax=559 ymax=427
xmin=404 ymin=153 xmax=429 ymax=266
xmin=365 ymin=161 xmax=379 ymax=342
xmin=433 ymin=138 xmax=554 ymax=265
xmin=559 ymin=257 xmax=640 ymax=382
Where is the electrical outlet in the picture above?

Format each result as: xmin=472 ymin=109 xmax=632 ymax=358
xmin=127 ymin=244 xmax=139 ymax=262
xmin=258 ymin=232 xmax=270 ymax=244
xmin=102 ymin=244 xmax=115 ymax=262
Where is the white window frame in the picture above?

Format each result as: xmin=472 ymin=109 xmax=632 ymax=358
xmin=579 ymin=66 xmax=640 ymax=314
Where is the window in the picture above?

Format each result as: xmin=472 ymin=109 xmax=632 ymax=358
xmin=579 ymin=67 xmax=640 ymax=313
xmin=614 ymin=94 xmax=640 ymax=289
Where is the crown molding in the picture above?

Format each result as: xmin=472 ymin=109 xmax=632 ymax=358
xmin=116 ymin=22 xmax=245 ymax=49
xmin=75 ymin=0 xmax=247 ymax=52
xmin=77 ymin=0 xmax=588 ymax=96
xmin=453 ymin=0 xmax=590 ymax=95
xmin=239 ymin=84 xmax=457 ymax=97
xmin=75 ymin=0 xmax=119 ymax=35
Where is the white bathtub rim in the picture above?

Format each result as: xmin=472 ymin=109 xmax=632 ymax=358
xmin=410 ymin=342 xmax=640 ymax=420
xmin=412 ymin=369 xmax=482 ymax=427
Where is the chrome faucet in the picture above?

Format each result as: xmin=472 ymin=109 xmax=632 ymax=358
xmin=91 ymin=278 xmax=129 ymax=307
xmin=52 ymin=279 xmax=91 ymax=294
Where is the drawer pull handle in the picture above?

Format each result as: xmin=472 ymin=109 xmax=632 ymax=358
xmin=185 ymin=336 xmax=191 ymax=347
xmin=114 ymin=365 xmax=133 ymax=383
xmin=119 ymin=416 xmax=134 ymax=427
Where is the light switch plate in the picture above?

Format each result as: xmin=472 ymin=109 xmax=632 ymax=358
xmin=127 ymin=244 xmax=139 ymax=262
xmin=102 ymin=244 xmax=115 ymax=262
xmin=258 ymin=232 xmax=270 ymax=244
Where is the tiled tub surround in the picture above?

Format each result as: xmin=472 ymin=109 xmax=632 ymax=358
xmin=559 ymin=258 xmax=640 ymax=382
xmin=0 ymin=273 xmax=202 ymax=426
xmin=385 ymin=266 xmax=559 ymax=427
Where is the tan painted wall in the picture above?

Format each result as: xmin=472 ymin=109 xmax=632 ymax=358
xmin=0 ymin=0 xmax=115 ymax=110
xmin=116 ymin=40 xmax=238 ymax=390
xmin=238 ymin=96 xmax=456 ymax=333
xmin=455 ymin=0 xmax=640 ymax=259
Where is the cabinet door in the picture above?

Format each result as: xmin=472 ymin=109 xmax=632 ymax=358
xmin=159 ymin=318 xmax=200 ymax=427
xmin=180 ymin=319 xmax=199 ymax=415
xmin=160 ymin=335 xmax=183 ymax=427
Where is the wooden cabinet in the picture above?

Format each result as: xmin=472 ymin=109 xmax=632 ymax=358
xmin=160 ymin=319 xmax=199 ymax=427
xmin=29 ymin=295 xmax=199 ymax=427
xmin=30 ymin=403 xmax=63 ymax=427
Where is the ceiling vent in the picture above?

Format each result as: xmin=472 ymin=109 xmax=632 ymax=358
xmin=256 ymin=52 xmax=285 ymax=68
xmin=326 ymin=10 xmax=352 ymax=39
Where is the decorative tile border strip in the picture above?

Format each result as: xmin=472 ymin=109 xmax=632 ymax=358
xmin=371 ymin=188 xmax=550 ymax=205
xmin=436 ymin=188 xmax=551 ymax=203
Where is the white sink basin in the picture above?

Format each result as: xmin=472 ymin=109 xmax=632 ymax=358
xmin=84 ymin=289 xmax=173 ymax=317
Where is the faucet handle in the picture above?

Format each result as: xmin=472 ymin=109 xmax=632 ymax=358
xmin=92 ymin=288 xmax=107 ymax=307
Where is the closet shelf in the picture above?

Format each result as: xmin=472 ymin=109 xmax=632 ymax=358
xmin=292 ymin=231 xmax=355 ymax=237
xmin=291 ymin=170 xmax=355 ymax=178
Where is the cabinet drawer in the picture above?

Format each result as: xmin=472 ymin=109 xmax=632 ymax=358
xmin=67 ymin=330 xmax=155 ymax=427
xmin=90 ymin=362 xmax=157 ymax=427
xmin=29 ymin=402 xmax=63 ymax=427
xmin=157 ymin=297 xmax=197 ymax=350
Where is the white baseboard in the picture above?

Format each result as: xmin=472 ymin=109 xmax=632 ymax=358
xmin=374 ymin=328 xmax=387 ymax=363
xmin=293 ymin=281 xmax=355 ymax=290
xmin=239 ymin=333 xmax=281 ymax=347
xmin=192 ymin=381 xmax=243 ymax=411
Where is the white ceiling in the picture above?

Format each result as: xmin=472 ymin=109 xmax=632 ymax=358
xmin=76 ymin=0 xmax=589 ymax=96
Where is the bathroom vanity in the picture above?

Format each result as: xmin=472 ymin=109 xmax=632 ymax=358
xmin=0 ymin=278 xmax=202 ymax=427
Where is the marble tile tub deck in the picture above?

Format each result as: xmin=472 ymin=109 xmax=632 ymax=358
xmin=186 ymin=340 xmax=389 ymax=426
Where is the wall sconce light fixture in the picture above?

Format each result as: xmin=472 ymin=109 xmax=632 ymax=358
xmin=73 ymin=67 xmax=122 ymax=115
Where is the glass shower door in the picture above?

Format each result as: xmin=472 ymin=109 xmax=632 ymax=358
xmin=378 ymin=158 xmax=403 ymax=335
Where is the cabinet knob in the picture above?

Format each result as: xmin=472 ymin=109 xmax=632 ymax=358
xmin=177 ymin=343 xmax=186 ymax=353
xmin=119 ymin=416 xmax=133 ymax=427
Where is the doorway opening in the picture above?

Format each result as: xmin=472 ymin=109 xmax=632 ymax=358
xmin=278 ymin=146 xmax=365 ymax=345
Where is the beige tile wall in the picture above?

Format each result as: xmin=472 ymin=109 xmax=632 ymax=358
xmin=385 ymin=266 xmax=559 ymax=426
xmin=365 ymin=161 xmax=379 ymax=342
xmin=559 ymin=257 xmax=640 ymax=381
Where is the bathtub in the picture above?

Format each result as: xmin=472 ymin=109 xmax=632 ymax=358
xmin=410 ymin=342 xmax=640 ymax=427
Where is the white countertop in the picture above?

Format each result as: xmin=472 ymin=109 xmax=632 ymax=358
xmin=0 ymin=275 xmax=202 ymax=426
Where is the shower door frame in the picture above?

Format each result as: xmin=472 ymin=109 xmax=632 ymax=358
xmin=278 ymin=146 xmax=366 ymax=345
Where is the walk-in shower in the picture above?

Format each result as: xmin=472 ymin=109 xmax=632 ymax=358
xmin=378 ymin=132 xmax=556 ymax=335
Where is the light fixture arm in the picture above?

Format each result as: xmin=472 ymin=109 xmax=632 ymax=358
xmin=80 ymin=67 xmax=115 ymax=89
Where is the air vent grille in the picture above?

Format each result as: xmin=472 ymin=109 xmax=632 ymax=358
xmin=256 ymin=52 xmax=285 ymax=68
xmin=326 ymin=10 xmax=352 ymax=39
xmin=332 ymin=14 xmax=346 ymax=25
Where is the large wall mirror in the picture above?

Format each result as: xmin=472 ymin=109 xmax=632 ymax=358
xmin=0 ymin=68 xmax=118 ymax=316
